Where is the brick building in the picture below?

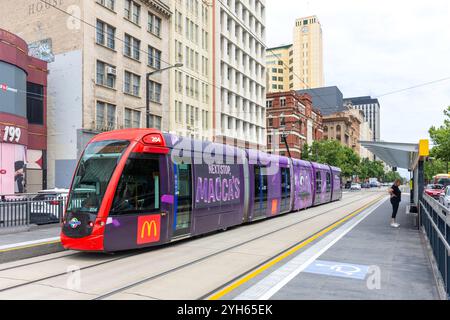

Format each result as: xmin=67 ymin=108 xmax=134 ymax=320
xmin=266 ymin=91 xmax=323 ymax=159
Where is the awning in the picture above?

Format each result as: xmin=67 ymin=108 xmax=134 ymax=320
xmin=360 ymin=140 xmax=429 ymax=170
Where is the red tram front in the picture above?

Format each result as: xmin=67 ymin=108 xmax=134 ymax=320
xmin=61 ymin=129 xmax=171 ymax=252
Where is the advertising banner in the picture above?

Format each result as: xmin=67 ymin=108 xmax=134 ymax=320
xmin=194 ymin=164 xmax=242 ymax=209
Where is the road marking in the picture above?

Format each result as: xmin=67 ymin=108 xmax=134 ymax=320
xmin=233 ymin=197 xmax=386 ymax=300
xmin=304 ymin=260 xmax=370 ymax=280
xmin=208 ymin=195 xmax=386 ymax=300
xmin=0 ymin=237 xmax=60 ymax=253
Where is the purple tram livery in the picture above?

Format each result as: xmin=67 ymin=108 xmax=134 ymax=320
xmin=61 ymin=129 xmax=342 ymax=252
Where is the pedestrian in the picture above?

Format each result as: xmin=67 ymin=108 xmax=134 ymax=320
xmin=388 ymin=179 xmax=402 ymax=228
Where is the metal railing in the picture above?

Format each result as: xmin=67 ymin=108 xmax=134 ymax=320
xmin=420 ymin=193 xmax=450 ymax=299
xmin=0 ymin=194 xmax=68 ymax=228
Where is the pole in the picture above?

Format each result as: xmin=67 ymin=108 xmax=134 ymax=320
xmin=281 ymin=133 xmax=292 ymax=159
xmin=145 ymin=63 xmax=183 ymax=129
xmin=146 ymin=73 xmax=150 ymax=128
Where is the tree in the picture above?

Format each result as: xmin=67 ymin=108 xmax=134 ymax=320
xmin=301 ymin=143 xmax=310 ymax=160
xmin=359 ymin=158 xmax=385 ymax=181
xmin=424 ymin=148 xmax=448 ymax=182
xmin=429 ymin=106 xmax=450 ymax=172
xmin=340 ymin=146 xmax=361 ymax=179
xmin=301 ymin=140 xmax=360 ymax=179
xmin=384 ymin=171 xmax=403 ymax=183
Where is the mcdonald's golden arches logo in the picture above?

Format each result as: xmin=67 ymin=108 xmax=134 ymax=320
xmin=137 ymin=215 xmax=161 ymax=244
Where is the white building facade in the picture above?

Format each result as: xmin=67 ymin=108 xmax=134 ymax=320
xmin=214 ymin=0 xmax=267 ymax=148
xmin=168 ymin=0 xmax=213 ymax=141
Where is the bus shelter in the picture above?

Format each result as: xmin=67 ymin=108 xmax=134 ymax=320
xmin=359 ymin=140 xmax=430 ymax=212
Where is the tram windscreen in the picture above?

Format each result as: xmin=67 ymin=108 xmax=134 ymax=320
xmin=110 ymin=154 xmax=160 ymax=215
xmin=66 ymin=140 xmax=130 ymax=215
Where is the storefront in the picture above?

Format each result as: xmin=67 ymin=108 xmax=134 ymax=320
xmin=0 ymin=29 xmax=47 ymax=195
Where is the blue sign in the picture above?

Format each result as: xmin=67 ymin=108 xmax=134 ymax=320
xmin=304 ymin=260 xmax=370 ymax=280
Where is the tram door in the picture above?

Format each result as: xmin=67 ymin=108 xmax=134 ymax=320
xmin=173 ymin=164 xmax=192 ymax=237
xmin=254 ymin=166 xmax=268 ymax=219
xmin=280 ymin=167 xmax=291 ymax=213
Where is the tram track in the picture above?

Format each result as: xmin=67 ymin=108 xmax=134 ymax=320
xmin=94 ymin=192 xmax=384 ymax=300
xmin=0 ymin=193 xmax=357 ymax=274
xmin=0 ymin=191 xmax=380 ymax=298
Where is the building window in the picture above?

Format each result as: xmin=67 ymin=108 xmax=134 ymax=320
xmin=97 ymin=0 xmax=115 ymax=11
xmin=124 ymin=0 xmax=141 ymax=25
xmin=27 ymin=83 xmax=44 ymax=125
xmin=124 ymin=108 xmax=141 ymax=128
xmin=96 ymin=20 xmax=116 ymax=49
xmin=96 ymin=61 xmax=116 ymax=88
xmin=280 ymin=98 xmax=286 ymax=107
xmin=148 ymin=45 xmax=162 ymax=69
xmin=148 ymin=114 xmax=162 ymax=129
xmin=148 ymin=80 xmax=162 ymax=103
xmin=124 ymin=71 xmax=141 ymax=96
xmin=148 ymin=12 xmax=162 ymax=37
xmin=96 ymin=101 xmax=116 ymax=131
xmin=124 ymin=34 xmax=140 ymax=60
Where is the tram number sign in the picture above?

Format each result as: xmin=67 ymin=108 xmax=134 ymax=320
xmin=3 ymin=126 xmax=21 ymax=143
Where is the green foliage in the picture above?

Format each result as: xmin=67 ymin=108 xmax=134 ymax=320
xmin=383 ymin=171 xmax=403 ymax=184
xmin=359 ymin=158 xmax=385 ymax=181
xmin=424 ymin=148 xmax=448 ymax=181
xmin=429 ymin=106 xmax=450 ymax=171
xmin=301 ymin=140 xmax=360 ymax=178
xmin=301 ymin=140 xmax=391 ymax=180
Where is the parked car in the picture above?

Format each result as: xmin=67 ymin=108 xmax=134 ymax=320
xmin=30 ymin=189 xmax=69 ymax=225
xmin=361 ymin=183 xmax=371 ymax=189
xmin=351 ymin=183 xmax=362 ymax=191
xmin=439 ymin=186 xmax=450 ymax=208
xmin=344 ymin=181 xmax=352 ymax=189
xmin=425 ymin=184 xmax=445 ymax=199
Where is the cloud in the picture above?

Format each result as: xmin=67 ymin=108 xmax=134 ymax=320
xmin=266 ymin=0 xmax=450 ymax=144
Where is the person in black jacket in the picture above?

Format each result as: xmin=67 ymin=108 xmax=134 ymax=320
xmin=388 ymin=179 xmax=402 ymax=228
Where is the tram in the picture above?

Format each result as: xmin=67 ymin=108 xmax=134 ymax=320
xmin=61 ymin=129 xmax=342 ymax=252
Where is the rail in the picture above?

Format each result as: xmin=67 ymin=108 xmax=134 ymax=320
xmin=420 ymin=193 xmax=450 ymax=299
xmin=0 ymin=194 xmax=67 ymax=228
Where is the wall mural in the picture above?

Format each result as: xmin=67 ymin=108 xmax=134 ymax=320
xmin=28 ymin=38 xmax=55 ymax=63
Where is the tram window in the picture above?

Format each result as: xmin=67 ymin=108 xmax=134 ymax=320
xmin=67 ymin=140 xmax=130 ymax=215
xmin=326 ymin=172 xmax=331 ymax=192
xmin=255 ymin=166 xmax=268 ymax=208
xmin=316 ymin=171 xmax=322 ymax=194
xmin=111 ymin=156 xmax=160 ymax=214
xmin=281 ymin=168 xmax=290 ymax=198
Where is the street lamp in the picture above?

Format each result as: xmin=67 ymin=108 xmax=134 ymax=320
xmin=146 ymin=63 xmax=183 ymax=128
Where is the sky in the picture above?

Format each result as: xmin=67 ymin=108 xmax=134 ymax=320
xmin=266 ymin=0 xmax=450 ymax=145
